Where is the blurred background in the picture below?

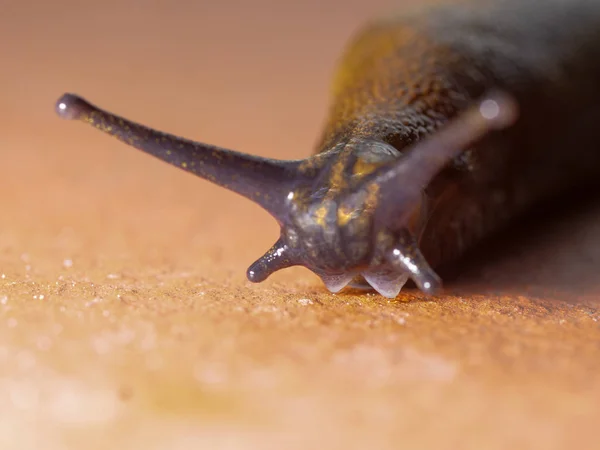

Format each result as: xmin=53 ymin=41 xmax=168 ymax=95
xmin=1 ymin=1 xmax=600 ymax=449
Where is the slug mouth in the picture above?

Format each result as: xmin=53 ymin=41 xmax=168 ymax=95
xmin=55 ymin=91 xmax=519 ymax=297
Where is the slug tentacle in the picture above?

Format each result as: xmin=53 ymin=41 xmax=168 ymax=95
xmin=366 ymin=91 xmax=519 ymax=230
xmin=386 ymin=235 xmax=442 ymax=294
xmin=55 ymin=93 xmax=308 ymax=218
xmin=246 ymin=239 xmax=296 ymax=282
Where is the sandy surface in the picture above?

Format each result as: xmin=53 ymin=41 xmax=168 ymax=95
xmin=2 ymin=1 xmax=600 ymax=449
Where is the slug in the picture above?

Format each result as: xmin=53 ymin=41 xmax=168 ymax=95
xmin=54 ymin=0 xmax=600 ymax=298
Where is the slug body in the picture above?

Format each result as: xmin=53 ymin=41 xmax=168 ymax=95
xmin=55 ymin=0 xmax=600 ymax=298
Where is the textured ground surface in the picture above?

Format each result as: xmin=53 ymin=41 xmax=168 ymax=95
xmin=2 ymin=1 xmax=600 ymax=449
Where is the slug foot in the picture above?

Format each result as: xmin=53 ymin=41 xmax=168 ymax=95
xmin=362 ymin=270 xmax=410 ymax=298
xmin=316 ymin=269 xmax=410 ymax=298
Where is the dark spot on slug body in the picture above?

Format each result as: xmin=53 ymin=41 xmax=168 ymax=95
xmin=54 ymin=0 xmax=600 ymax=298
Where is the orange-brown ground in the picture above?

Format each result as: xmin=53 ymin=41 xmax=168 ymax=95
xmin=1 ymin=1 xmax=600 ymax=449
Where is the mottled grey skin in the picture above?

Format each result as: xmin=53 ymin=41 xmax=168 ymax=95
xmin=55 ymin=0 xmax=600 ymax=297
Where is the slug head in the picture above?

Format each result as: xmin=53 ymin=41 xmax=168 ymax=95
xmin=55 ymin=91 xmax=518 ymax=298
xmin=245 ymin=171 xmax=401 ymax=294
xmin=246 ymin=91 xmax=519 ymax=297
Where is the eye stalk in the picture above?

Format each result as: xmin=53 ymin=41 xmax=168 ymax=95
xmin=54 ymin=93 xmax=310 ymax=219
xmin=350 ymin=91 xmax=519 ymax=230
